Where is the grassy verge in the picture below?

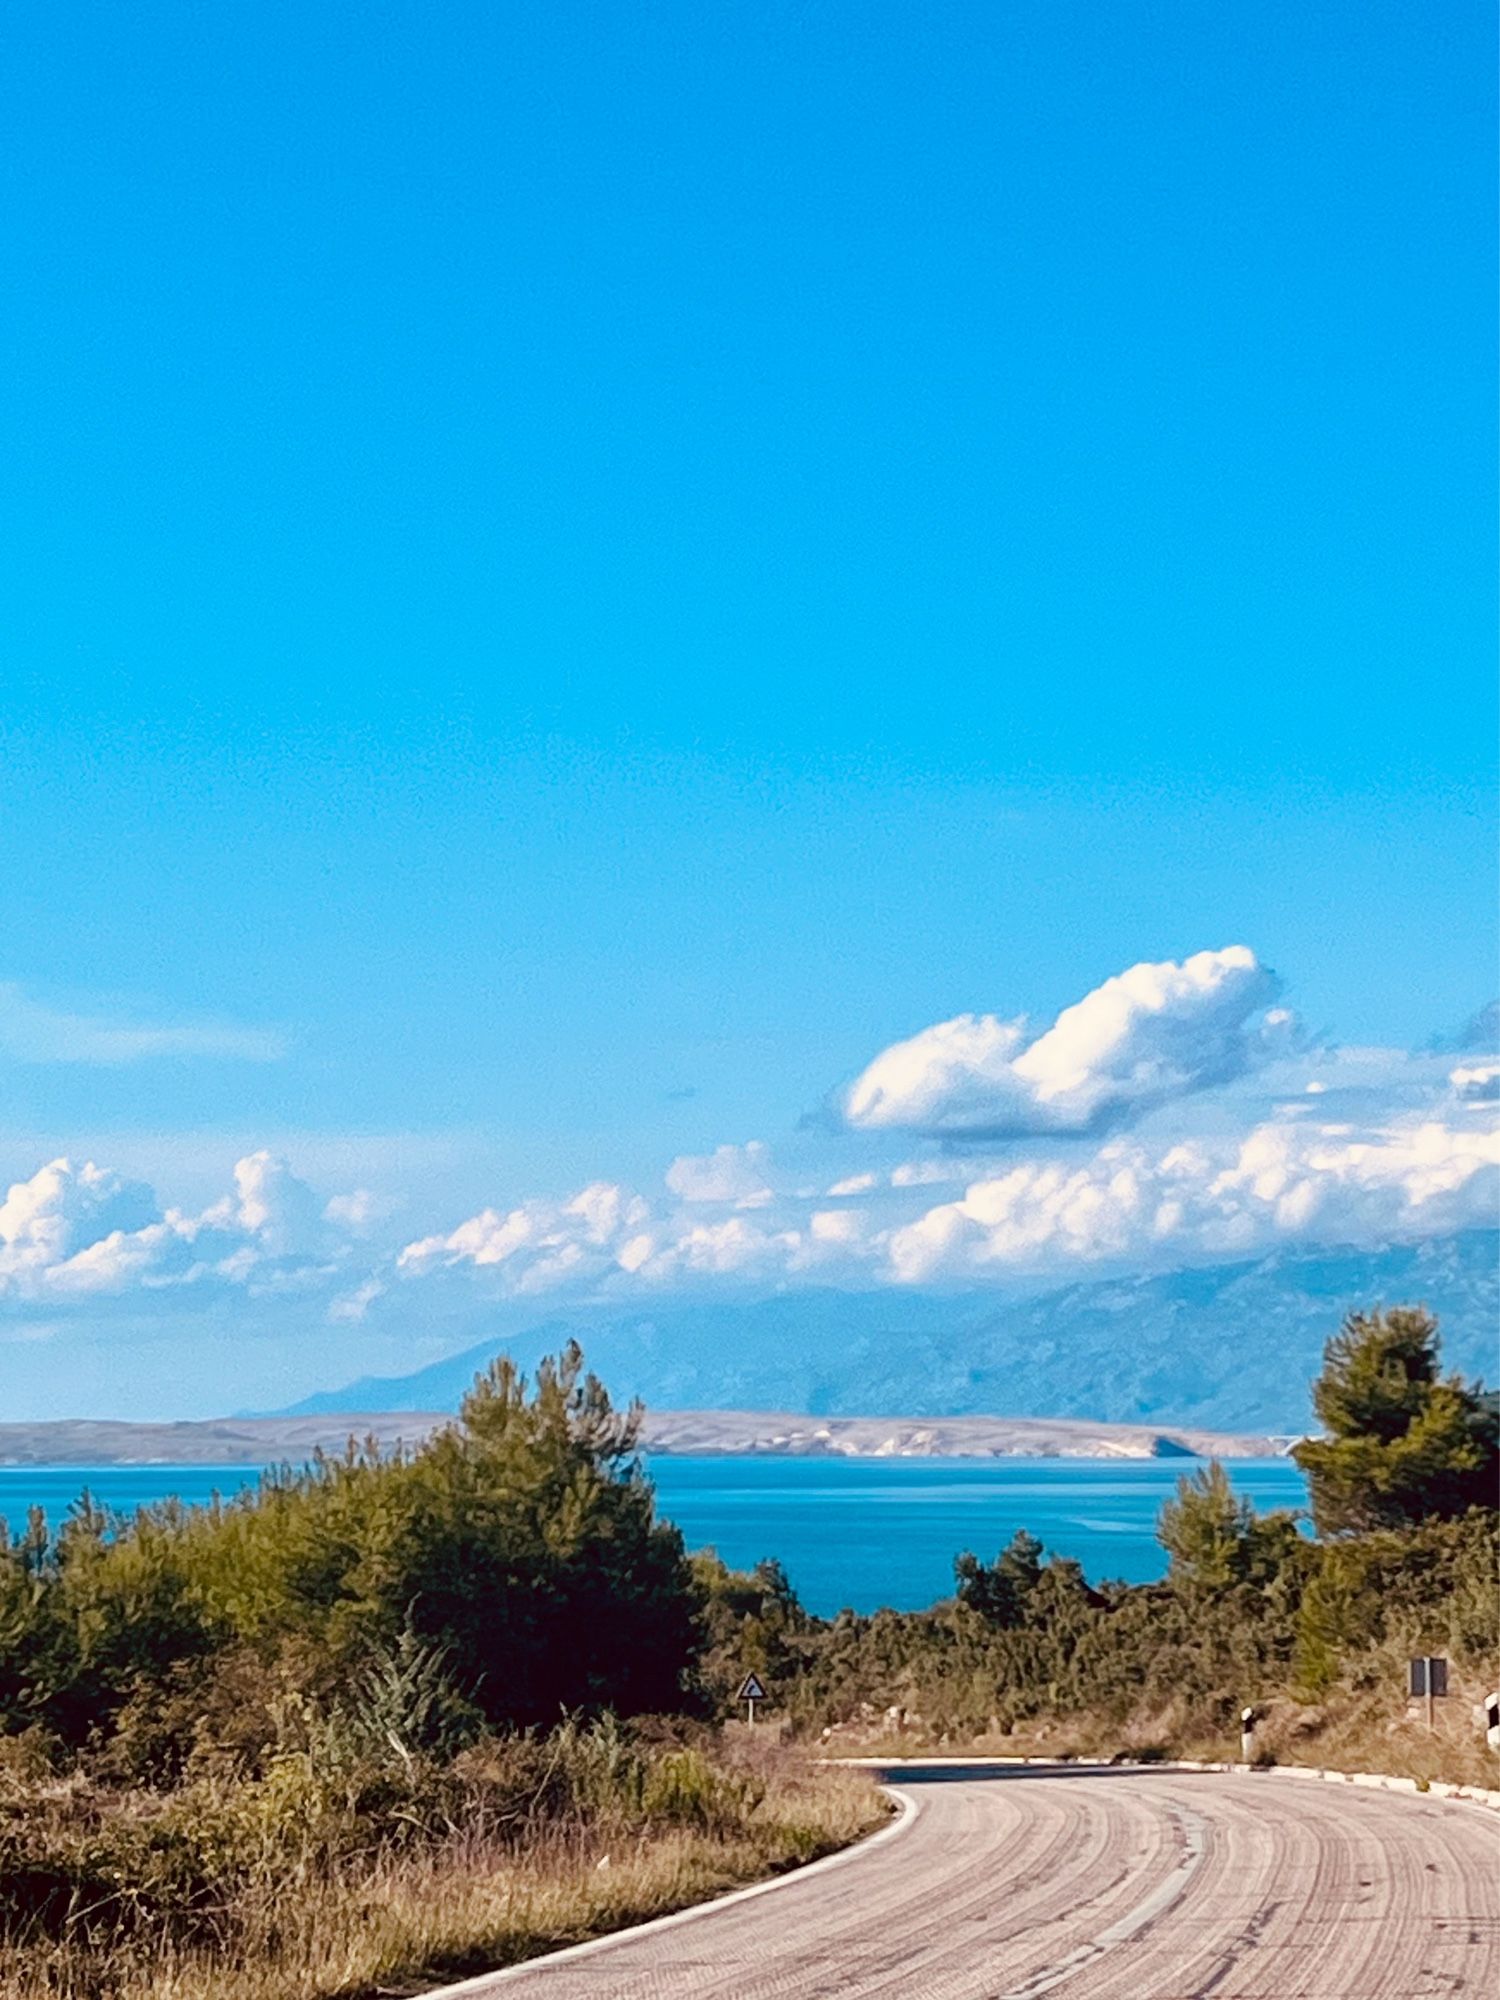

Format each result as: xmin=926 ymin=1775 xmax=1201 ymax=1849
xmin=0 ymin=1730 xmax=886 ymax=2000
xmin=819 ymin=1651 xmax=1500 ymax=1790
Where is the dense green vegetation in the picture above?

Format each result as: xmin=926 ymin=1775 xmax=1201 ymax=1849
xmin=0 ymin=1305 xmax=1493 ymax=1997
xmin=696 ymin=1308 xmax=1498 ymax=1751
xmin=0 ymin=1347 xmax=701 ymax=1769
xmin=0 ymin=1348 xmax=879 ymax=1999
xmin=700 ymin=1500 xmax=1496 ymax=1745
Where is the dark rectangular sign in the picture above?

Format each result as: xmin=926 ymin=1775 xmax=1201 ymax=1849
xmin=1409 ymin=1656 xmax=1448 ymax=1697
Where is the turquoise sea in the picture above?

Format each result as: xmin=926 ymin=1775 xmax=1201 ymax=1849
xmin=0 ymin=1455 xmax=1309 ymax=1617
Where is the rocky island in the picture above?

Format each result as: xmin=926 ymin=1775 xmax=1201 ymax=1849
xmin=0 ymin=1409 xmax=1292 ymax=1465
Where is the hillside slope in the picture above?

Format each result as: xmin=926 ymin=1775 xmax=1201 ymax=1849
xmin=283 ymin=1229 xmax=1498 ymax=1433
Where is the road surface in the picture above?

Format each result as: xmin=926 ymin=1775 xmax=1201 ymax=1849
xmin=445 ymin=1763 xmax=1500 ymax=1998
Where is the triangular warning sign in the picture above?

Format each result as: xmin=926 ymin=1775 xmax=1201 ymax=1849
xmin=737 ymin=1672 xmax=767 ymax=1702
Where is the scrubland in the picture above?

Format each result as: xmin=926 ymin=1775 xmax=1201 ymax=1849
xmin=0 ymin=1719 xmax=882 ymax=2000
xmin=0 ymin=1311 xmax=1494 ymax=1996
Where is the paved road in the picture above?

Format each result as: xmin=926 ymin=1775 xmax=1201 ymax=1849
xmin=453 ymin=1764 xmax=1500 ymax=1999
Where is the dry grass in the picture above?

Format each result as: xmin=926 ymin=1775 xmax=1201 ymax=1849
xmin=1247 ymin=1659 xmax=1500 ymax=1789
xmin=817 ymin=1653 xmax=1500 ymax=1790
xmin=0 ymin=1740 xmax=885 ymax=2000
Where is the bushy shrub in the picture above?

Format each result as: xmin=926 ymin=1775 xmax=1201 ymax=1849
xmin=0 ymin=1347 xmax=704 ymax=1776
xmin=642 ymin=1747 xmax=763 ymax=1833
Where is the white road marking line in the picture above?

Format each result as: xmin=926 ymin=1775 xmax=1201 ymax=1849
xmin=997 ymin=1802 xmax=1209 ymax=1998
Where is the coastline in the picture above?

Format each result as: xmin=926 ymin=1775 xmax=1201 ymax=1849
xmin=0 ymin=1408 xmax=1297 ymax=1466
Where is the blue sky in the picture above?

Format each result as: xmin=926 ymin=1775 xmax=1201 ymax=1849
xmin=0 ymin=2 xmax=1494 ymax=1416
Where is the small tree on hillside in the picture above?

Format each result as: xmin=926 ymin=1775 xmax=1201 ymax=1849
xmin=1293 ymin=1307 xmax=1498 ymax=1535
xmin=1158 ymin=1462 xmax=1252 ymax=1591
xmin=1157 ymin=1460 xmax=1305 ymax=1592
xmin=363 ymin=1342 xmax=705 ymax=1728
xmin=955 ymin=1530 xmax=1046 ymax=1627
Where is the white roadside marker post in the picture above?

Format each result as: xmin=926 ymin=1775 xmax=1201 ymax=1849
xmin=1240 ymin=1706 xmax=1256 ymax=1763
xmin=1409 ymin=1655 xmax=1448 ymax=1731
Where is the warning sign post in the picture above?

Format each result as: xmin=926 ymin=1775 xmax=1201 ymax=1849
xmin=737 ymin=1672 xmax=767 ymax=1725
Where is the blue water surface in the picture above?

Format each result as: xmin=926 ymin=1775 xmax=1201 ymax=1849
xmin=0 ymin=1455 xmax=1309 ymax=1618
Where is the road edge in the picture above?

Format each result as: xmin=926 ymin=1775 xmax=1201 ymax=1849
xmin=840 ymin=1754 xmax=1500 ymax=1812
xmin=414 ymin=1785 xmax=919 ymax=1999
xmin=414 ymin=1755 xmax=1497 ymax=1997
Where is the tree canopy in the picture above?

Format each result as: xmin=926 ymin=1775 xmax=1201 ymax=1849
xmin=0 ymin=1343 xmax=703 ymax=1757
xmin=1293 ymin=1308 xmax=1498 ymax=1535
xmin=1157 ymin=1460 xmax=1306 ymax=1592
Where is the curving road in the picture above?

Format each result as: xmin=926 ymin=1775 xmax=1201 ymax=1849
xmin=441 ymin=1764 xmax=1500 ymax=1999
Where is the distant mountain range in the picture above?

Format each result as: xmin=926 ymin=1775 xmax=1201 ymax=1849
xmin=283 ymin=1229 xmax=1499 ymax=1434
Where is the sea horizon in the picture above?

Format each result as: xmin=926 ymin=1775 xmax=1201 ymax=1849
xmin=0 ymin=1453 xmax=1312 ymax=1618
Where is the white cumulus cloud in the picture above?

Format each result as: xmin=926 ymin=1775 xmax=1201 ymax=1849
xmin=840 ymin=946 xmax=1284 ymax=1138
xmin=203 ymin=1152 xmax=327 ymax=1258
xmin=1451 ymin=1062 xmax=1500 ymax=1105
xmin=0 ymin=1153 xmax=367 ymax=1300
xmin=664 ymin=1142 xmax=773 ymax=1207
xmin=398 ymin=1182 xmax=653 ymax=1296
xmin=0 ymin=1160 xmax=160 ymax=1278
xmin=885 ymin=1117 xmax=1500 ymax=1285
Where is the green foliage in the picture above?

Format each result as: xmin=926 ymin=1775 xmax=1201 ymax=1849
xmin=324 ymin=1626 xmax=480 ymax=1771
xmin=0 ymin=1345 xmax=703 ymax=1770
xmin=1157 ymin=1462 xmax=1252 ymax=1590
xmin=640 ymin=1746 xmax=763 ymax=1832
xmin=1311 ymin=1306 xmax=1441 ymax=1440
xmin=954 ymin=1530 xmax=1049 ymax=1627
xmin=1291 ymin=1558 xmax=1362 ymax=1696
xmin=768 ymin=1495 xmax=1495 ymax=1746
xmin=1157 ymin=1461 xmax=1307 ymax=1593
xmin=693 ymin=1554 xmax=821 ymax=1715
xmin=1294 ymin=1308 xmax=1498 ymax=1534
xmin=1292 ymin=1509 xmax=1500 ymax=1692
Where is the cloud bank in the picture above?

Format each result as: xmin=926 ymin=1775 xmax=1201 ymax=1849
xmin=390 ymin=1116 xmax=1497 ymax=1304
xmin=4 ymin=1101 xmax=1493 ymax=1331
xmin=0 ymin=1152 xmax=357 ymax=1299
xmin=839 ymin=947 xmax=1285 ymax=1138
xmin=1 ymin=947 xmax=1494 ymax=1363
xmin=665 ymin=1143 xmax=773 ymax=1207
xmin=882 ymin=1119 xmax=1499 ymax=1285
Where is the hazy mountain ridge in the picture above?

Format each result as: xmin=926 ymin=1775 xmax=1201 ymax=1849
xmin=283 ymin=1230 xmax=1498 ymax=1434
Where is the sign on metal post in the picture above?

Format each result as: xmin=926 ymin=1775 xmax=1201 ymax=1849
xmin=737 ymin=1671 xmax=767 ymax=1725
xmin=1409 ymin=1656 xmax=1448 ymax=1728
